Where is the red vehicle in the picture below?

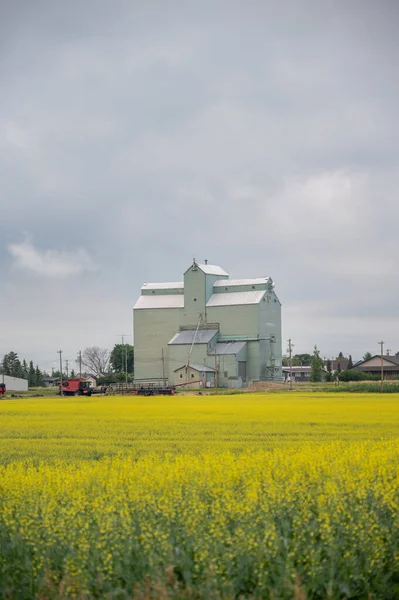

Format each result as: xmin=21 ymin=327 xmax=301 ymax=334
xmin=0 ymin=383 xmax=6 ymax=397
xmin=59 ymin=378 xmax=92 ymax=397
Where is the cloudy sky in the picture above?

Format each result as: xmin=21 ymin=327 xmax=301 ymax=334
xmin=1 ymin=0 xmax=398 ymax=371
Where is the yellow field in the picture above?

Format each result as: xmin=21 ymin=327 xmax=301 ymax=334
xmin=0 ymin=393 xmax=398 ymax=599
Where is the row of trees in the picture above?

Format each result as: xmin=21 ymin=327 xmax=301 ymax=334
xmin=1 ymin=352 xmax=45 ymax=387
xmin=283 ymin=350 xmax=381 ymax=369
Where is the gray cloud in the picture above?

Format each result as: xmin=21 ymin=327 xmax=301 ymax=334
xmin=1 ymin=0 xmax=399 ymax=367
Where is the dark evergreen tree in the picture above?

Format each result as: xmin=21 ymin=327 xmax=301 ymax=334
xmin=22 ymin=359 xmax=28 ymax=379
xmin=363 ymin=352 xmax=372 ymax=361
xmin=348 ymin=355 xmax=353 ymax=369
xmin=325 ymin=359 xmax=333 ymax=382
xmin=34 ymin=366 xmax=44 ymax=387
xmin=28 ymin=361 xmax=36 ymax=387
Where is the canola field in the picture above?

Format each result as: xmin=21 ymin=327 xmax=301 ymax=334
xmin=0 ymin=393 xmax=398 ymax=599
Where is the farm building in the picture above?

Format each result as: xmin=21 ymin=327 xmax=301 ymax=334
xmin=1 ymin=375 xmax=28 ymax=392
xmin=133 ymin=260 xmax=282 ymax=387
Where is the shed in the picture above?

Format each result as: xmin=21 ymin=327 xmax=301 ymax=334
xmin=173 ymin=363 xmax=215 ymax=389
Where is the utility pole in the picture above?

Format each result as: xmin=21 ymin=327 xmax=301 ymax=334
xmin=380 ymin=340 xmax=384 ymax=392
xmin=214 ymin=349 xmax=218 ymax=392
xmin=65 ymin=359 xmax=69 ymax=379
xmin=78 ymin=351 xmax=82 ymax=379
xmin=287 ymin=338 xmax=294 ymax=391
xmin=119 ymin=335 xmax=130 ymax=386
xmin=161 ymin=348 xmax=166 ymax=386
xmin=57 ymin=350 xmax=63 ymax=389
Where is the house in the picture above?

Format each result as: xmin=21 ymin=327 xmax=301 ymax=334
xmin=43 ymin=377 xmax=59 ymax=387
xmin=350 ymin=355 xmax=399 ymax=379
xmin=80 ymin=375 xmax=97 ymax=388
xmin=133 ymin=260 xmax=282 ymax=387
xmin=174 ymin=364 xmax=216 ymax=389
xmin=282 ymin=366 xmax=327 ymax=382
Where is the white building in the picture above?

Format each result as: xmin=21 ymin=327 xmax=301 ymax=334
xmin=1 ymin=375 xmax=29 ymax=392
xmin=133 ymin=260 xmax=282 ymax=387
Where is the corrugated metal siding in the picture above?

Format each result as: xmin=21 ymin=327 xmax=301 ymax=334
xmin=134 ymin=295 xmax=184 ymax=309
xmin=207 ymin=291 xmax=265 ymax=307
xmin=141 ymin=282 xmax=184 ymax=290
xmin=197 ymin=264 xmax=229 ymax=276
xmin=169 ymin=329 xmax=219 ymax=345
xmin=215 ymin=341 xmax=247 ymax=355
xmin=214 ymin=278 xmax=269 ymax=287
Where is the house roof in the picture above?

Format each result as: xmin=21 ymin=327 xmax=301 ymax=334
xmin=174 ymin=363 xmax=215 ymax=373
xmin=213 ymin=278 xmax=270 ymax=287
xmin=141 ymin=282 xmax=184 ymax=291
xmin=206 ymin=291 xmax=265 ymax=307
xmin=214 ymin=341 xmax=247 ymax=355
xmin=353 ymin=355 xmax=399 ymax=368
xmin=169 ymin=329 xmax=219 ymax=345
xmin=134 ymin=295 xmax=184 ymax=310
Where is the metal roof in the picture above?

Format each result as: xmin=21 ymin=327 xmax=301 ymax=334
xmin=214 ymin=341 xmax=247 ymax=355
xmin=169 ymin=329 xmax=219 ymax=345
xmin=141 ymin=282 xmax=184 ymax=290
xmin=206 ymin=291 xmax=265 ymax=307
xmin=174 ymin=363 xmax=215 ymax=373
xmin=197 ymin=264 xmax=229 ymax=276
xmin=213 ymin=278 xmax=269 ymax=287
xmin=134 ymin=295 xmax=184 ymax=309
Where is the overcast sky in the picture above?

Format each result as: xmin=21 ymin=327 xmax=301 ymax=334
xmin=1 ymin=0 xmax=399 ymax=371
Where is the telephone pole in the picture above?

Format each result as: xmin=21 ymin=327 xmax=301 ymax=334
xmin=378 ymin=341 xmax=384 ymax=392
xmin=78 ymin=351 xmax=82 ymax=379
xmin=57 ymin=350 xmax=63 ymax=387
xmin=161 ymin=348 xmax=166 ymax=386
xmin=119 ymin=334 xmax=130 ymax=385
xmin=287 ymin=338 xmax=294 ymax=391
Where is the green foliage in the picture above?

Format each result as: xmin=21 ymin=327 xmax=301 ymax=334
xmin=338 ymin=369 xmax=380 ymax=382
xmin=325 ymin=359 xmax=333 ymax=382
xmin=2 ymin=351 xmax=23 ymax=377
xmin=292 ymin=353 xmax=312 ymax=366
xmin=110 ymin=344 xmax=134 ymax=373
xmin=97 ymin=374 xmax=117 ymax=385
xmin=363 ymin=352 xmax=372 ymax=361
xmin=310 ymin=345 xmax=323 ymax=382
xmin=348 ymin=354 xmax=353 ymax=369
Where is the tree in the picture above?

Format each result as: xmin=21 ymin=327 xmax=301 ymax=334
xmin=70 ymin=369 xmax=75 ymax=378
xmin=78 ymin=347 xmax=110 ymax=377
xmin=310 ymin=346 xmax=323 ymax=382
xmin=363 ymin=352 xmax=372 ymax=361
xmin=110 ymin=344 xmax=134 ymax=374
xmin=337 ymin=362 xmax=342 ymax=374
xmin=34 ymin=365 xmax=44 ymax=387
xmin=2 ymin=352 xmax=23 ymax=377
xmin=22 ymin=359 xmax=28 ymax=379
xmin=292 ymin=353 xmax=312 ymax=366
xmin=325 ymin=359 xmax=333 ymax=382
xmin=28 ymin=361 xmax=36 ymax=387
xmin=348 ymin=355 xmax=353 ymax=369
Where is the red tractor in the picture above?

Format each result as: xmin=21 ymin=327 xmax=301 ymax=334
xmin=59 ymin=378 xmax=92 ymax=397
xmin=0 ymin=383 xmax=6 ymax=397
